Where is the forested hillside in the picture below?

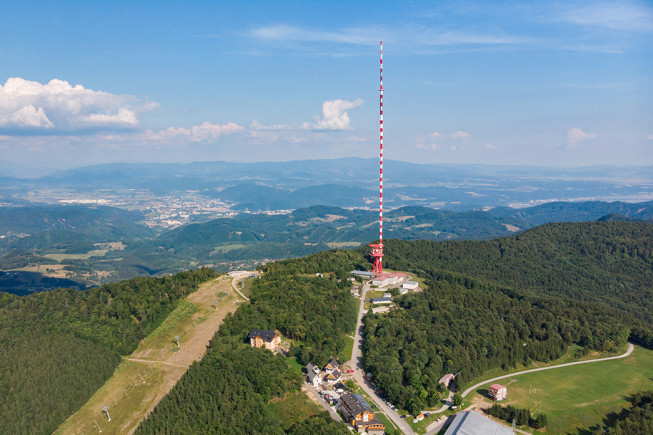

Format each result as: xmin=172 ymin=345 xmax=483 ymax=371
xmin=0 ymin=268 xmax=216 ymax=435
xmin=383 ymin=222 xmax=653 ymax=323
xmin=361 ymin=221 xmax=652 ymax=414
xmin=137 ymin=249 xmax=362 ymax=434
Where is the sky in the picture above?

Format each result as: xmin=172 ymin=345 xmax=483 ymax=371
xmin=0 ymin=0 xmax=651 ymax=171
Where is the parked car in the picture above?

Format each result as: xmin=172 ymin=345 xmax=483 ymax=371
xmin=347 ymin=369 xmax=354 ymax=373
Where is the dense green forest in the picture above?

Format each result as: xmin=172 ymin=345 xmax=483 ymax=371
xmin=361 ymin=222 xmax=652 ymax=414
xmin=382 ymin=222 xmax=653 ymax=323
xmin=363 ymin=276 xmax=629 ymax=414
xmin=137 ymin=249 xmax=362 ymax=434
xmin=0 ymin=268 xmax=216 ymax=435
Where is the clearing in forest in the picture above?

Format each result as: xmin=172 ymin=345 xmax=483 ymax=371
xmin=469 ymin=345 xmax=653 ymax=434
xmin=55 ymin=273 xmax=247 ymax=435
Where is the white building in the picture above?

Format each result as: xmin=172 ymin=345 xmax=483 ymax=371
xmin=402 ymin=281 xmax=419 ymax=290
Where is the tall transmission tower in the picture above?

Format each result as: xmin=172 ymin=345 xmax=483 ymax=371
xmin=370 ymin=41 xmax=384 ymax=274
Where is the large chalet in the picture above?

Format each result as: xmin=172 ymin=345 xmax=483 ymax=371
xmin=248 ymin=329 xmax=281 ymax=351
xmin=337 ymin=393 xmax=385 ymax=434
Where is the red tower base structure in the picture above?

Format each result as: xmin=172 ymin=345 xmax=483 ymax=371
xmin=370 ymin=243 xmax=383 ymax=274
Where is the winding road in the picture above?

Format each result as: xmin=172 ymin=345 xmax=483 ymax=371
xmin=462 ymin=342 xmax=635 ymax=398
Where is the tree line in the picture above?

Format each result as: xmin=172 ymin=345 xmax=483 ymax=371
xmin=0 ymin=268 xmax=217 ymax=435
xmin=137 ymin=249 xmax=362 ymax=433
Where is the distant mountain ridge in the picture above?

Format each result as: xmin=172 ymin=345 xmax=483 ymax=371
xmin=0 ymin=200 xmax=651 ymax=292
xmin=490 ymin=200 xmax=653 ymax=225
xmin=2 ymin=158 xmax=652 ymax=211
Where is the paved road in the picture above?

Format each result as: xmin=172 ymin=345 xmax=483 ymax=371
xmin=462 ymin=342 xmax=635 ymax=398
xmin=347 ymin=281 xmax=415 ymax=435
xmin=303 ymin=383 xmax=343 ymax=422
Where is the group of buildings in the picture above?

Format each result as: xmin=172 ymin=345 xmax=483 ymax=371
xmin=305 ymin=360 xmax=385 ymax=434
xmin=306 ymin=359 xmax=344 ymax=388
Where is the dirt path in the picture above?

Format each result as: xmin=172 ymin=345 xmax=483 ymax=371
xmin=122 ymin=358 xmax=189 ymax=369
xmin=56 ymin=274 xmax=250 ymax=435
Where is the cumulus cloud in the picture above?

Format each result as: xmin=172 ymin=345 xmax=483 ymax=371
xmin=566 ymin=127 xmax=597 ymax=149
xmin=143 ymin=122 xmax=244 ymax=143
xmin=449 ymin=130 xmax=470 ymax=140
xmin=647 ymin=134 xmax=653 ymax=140
xmin=303 ymin=98 xmax=364 ymax=130
xmin=0 ymin=77 xmax=156 ymax=133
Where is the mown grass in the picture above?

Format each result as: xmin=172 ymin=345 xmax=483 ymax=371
xmin=339 ymin=335 xmax=355 ymax=362
xmin=471 ymin=345 xmax=653 ymax=434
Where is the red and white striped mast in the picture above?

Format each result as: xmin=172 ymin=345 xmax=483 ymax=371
xmin=370 ymin=41 xmax=384 ymax=274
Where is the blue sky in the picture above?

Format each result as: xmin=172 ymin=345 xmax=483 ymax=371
xmin=0 ymin=0 xmax=651 ymax=170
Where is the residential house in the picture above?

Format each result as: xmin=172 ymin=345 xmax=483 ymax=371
xmin=307 ymin=370 xmax=320 ymax=387
xmin=248 ymin=329 xmax=281 ymax=351
xmin=324 ymin=369 xmax=342 ymax=385
xmin=398 ymin=288 xmax=408 ymax=295
xmin=307 ymin=362 xmax=320 ymax=374
xmin=337 ymin=393 xmax=385 ymax=434
xmin=488 ymin=384 xmax=507 ymax=401
xmin=438 ymin=373 xmax=455 ymax=388
xmin=324 ymin=359 xmax=339 ymax=374
xmin=371 ymin=297 xmax=392 ymax=304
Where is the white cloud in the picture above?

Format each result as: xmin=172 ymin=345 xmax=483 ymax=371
xmin=9 ymin=104 xmax=54 ymax=128
xmin=449 ymin=130 xmax=470 ymax=140
xmin=250 ymin=120 xmax=291 ymax=130
xmin=143 ymin=122 xmax=244 ymax=143
xmin=556 ymin=2 xmax=653 ymax=32
xmin=647 ymin=134 xmax=653 ymax=140
xmin=303 ymin=98 xmax=364 ymax=130
xmin=0 ymin=77 xmax=156 ymax=133
xmin=249 ymin=24 xmax=531 ymax=48
xmin=566 ymin=127 xmax=597 ymax=149
xmin=429 ymin=131 xmax=442 ymax=138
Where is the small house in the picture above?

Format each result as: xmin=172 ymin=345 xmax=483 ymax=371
xmin=307 ymin=370 xmax=320 ymax=387
xmin=248 ymin=329 xmax=281 ymax=351
xmin=324 ymin=369 xmax=342 ymax=385
xmin=488 ymin=384 xmax=507 ymax=401
xmin=307 ymin=362 xmax=320 ymax=374
xmin=371 ymin=297 xmax=392 ymax=304
xmin=324 ymin=358 xmax=339 ymax=374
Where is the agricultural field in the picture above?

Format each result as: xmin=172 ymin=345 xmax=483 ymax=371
xmin=55 ymin=274 xmax=242 ymax=435
xmin=470 ymin=346 xmax=653 ymax=434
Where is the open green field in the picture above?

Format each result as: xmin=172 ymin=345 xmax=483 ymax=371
xmin=268 ymin=391 xmax=323 ymax=431
xmin=471 ymin=345 xmax=653 ymax=434
xmin=44 ymin=250 xmax=108 ymax=261
xmin=339 ymin=335 xmax=355 ymax=363
xmin=326 ymin=241 xmax=361 ymax=248
xmin=210 ymin=243 xmax=248 ymax=254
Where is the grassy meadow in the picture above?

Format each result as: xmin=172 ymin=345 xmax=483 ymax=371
xmin=471 ymin=345 xmax=653 ymax=434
